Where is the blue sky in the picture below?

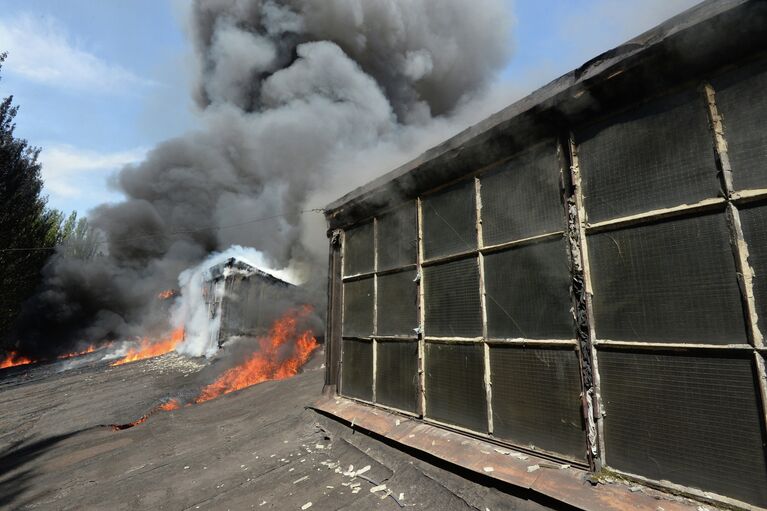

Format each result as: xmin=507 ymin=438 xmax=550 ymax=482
xmin=0 ymin=0 xmax=700 ymax=216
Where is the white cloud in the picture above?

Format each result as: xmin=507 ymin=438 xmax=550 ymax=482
xmin=40 ymin=144 xmax=145 ymax=211
xmin=0 ymin=14 xmax=154 ymax=94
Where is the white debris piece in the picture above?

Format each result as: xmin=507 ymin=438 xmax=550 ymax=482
xmin=527 ymin=465 xmax=540 ymax=473
xmin=184 ymin=466 xmax=190 ymax=470
xmin=399 ymin=493 xmax=404 ymax=500
xmin=354 ymin=465 xmax=371 ymax=477
xmin=483 ymin=466 xmax=494 ymax=473
xmin=315 ymin=444 xmax=325 ymax=449
xmin=293 ymin=476 xmax=309 ymax=484
xmin=560 ymin=464 xmax=571 ymax=470
xmin=301 ymin=503 xmax=312 ymax=510
xmin=370 ymin=484 xmax=387 ymax=493
xmin=493 ymin=448 xmax=511 ymax=455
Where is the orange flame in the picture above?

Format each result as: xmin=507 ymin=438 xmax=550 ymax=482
xmin=0 ymin=351 xmax=35 ymax=370
xmin=111 ymin=327 xmax=185 ymax=366
xmin=157 ymin=289 xmax=176 ymax=300
xmin=195 ymin=307 xmax=318 ymax=404
xmin=159 ymin=399 xmax=181 ymax=411
xmin=57 ymin=345 xmax=98 ymax=360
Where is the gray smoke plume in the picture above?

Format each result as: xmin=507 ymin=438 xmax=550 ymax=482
xmin=12 ymin=0 xmax=512 ymax=358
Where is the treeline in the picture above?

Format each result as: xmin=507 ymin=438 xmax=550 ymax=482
xmin=0 ymin=52 xmax=100 ymax=346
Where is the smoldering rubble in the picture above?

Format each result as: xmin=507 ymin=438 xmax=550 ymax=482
xmin=9 ymin=0 xmax=512 ymax=358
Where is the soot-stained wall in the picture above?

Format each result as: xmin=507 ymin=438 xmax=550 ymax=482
xmin=325 ymin=2 xmax=767 ymax=508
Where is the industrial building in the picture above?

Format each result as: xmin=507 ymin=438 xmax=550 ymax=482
xmin=317 ymin=1 xmax=767 ymax=509
xmin=204 ymin=257 xmax=293 ymax=348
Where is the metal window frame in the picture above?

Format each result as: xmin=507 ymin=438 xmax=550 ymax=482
xmin=332 ymin=78 xmax=767 ymax=509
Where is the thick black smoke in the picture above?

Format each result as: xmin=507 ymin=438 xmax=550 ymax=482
xmin=11 ymin=0 xmax=511 ymax=358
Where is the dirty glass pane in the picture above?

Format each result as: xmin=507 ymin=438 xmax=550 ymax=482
xmin=344 ymin=222 xmax=374 ymax=276
xmin=424 ymin=258 xmax=482 ymax=338
xmin=739 ymin=203 xmax=767 ymax=322
xmin=577 ymin=90 xmax=720 ymax=223
xmin=484 ymin=239 xmax=573 ymax=339
xmin=343 ymin=278 xmax=374 ymax=337
xmin=377 ymin=270 xmax=418 ymax=337
xmin=480 ymin=140 xmax=564 ymax=245
xmin=376 ymin=340 xmax=419 ymax=413
xmin=378 ymin=202 xmax=417 ymax=271
xmin=588 ymin=213 xmax=747 ymax=344
xmin=425 ymin=342 xmax=487 ymax=432
xmin=490 ymin=346 xmax=586 ymax=461
xmin=599 ymin=349 xmax=767 ymax=507
xmin=422 ymin=179 xmax=477 ymax=260
xmin=713 ymin=58 xmax=767 ymax=191
xmin=341 ymin=338 xmax=373 ymax=402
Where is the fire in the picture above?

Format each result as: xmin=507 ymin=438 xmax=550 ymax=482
xmin=57 ymin=345 xmax=98 ymax=360
xmin=111 ymin=327 xmax=185 ymax=366
xmin=157 ymin=289 xmax=176 ymax=300
xmin=0 ymin=351 xmax=35 ymax=370
xmin=195 ymin=307 xmax=318 ymax=404
xmin=159 ymin=399 xmax=181 ymax=411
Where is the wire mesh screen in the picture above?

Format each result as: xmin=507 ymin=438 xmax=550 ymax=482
xmin=344 ymin=222 xmax=374 ymax=276
xmin=377 ymin=270 xmax=418 ymax=337
xmin=740 ymin=203 xmax=767 ymax=322
xmin=341 ymin=338 xmax=373 ymax=402
xmin=424 ymin=258 xmax=482 ymax=338
xmin=480 ymin=140 xmax=564 ymax=245
xmin=588 ymin=213 xmax=747 ymax=343
xmin=378 ymin=202 xmax=417 ymax=271
xmin=425 ymin=342 xmax=487 ymax=432
xmin=484 ymin=239 xmax=573 ymax=339
xmin=490 ymin=346 xmax=586 ymax=461
xmin=598 ymin=350 xmax=767 ymax=507
xmin=713 ymin=58 xmax=767 ymax=191
xmin=343 ymin=278 xmax=374 ymax=337
xmin=422 ymin=179 xmax=477 ymax=260
xmin=376 ymin=340 xmax=419 ymax=413
xmin=577 ymin=90 xmax=720 ymax=223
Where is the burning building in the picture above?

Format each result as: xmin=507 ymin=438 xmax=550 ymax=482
xmin=203 ymin=257 xmax=294 ymax=349
xmin=317 ymin=1 xmax=767 ymax=510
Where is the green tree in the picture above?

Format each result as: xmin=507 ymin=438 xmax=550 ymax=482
xmin=0 ymin=52 xmax=61 ymax=345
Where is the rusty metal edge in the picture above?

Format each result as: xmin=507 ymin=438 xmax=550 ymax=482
xmin=311 ymin=396 xmax=705 ymax=511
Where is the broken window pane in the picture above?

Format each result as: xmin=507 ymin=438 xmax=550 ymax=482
xmin=343 ymin=278 xmax=374 ymax=337
xmin=425 ymin=342 xmax=487 ymax=432
xmin=577 ymin=90 xmax=720 ymax=223
xmin=422 ymin=179 xmax=477 ymax=259
xmin=377 ymin=202 xmax=417 ymax=271
xmin=424 ymin=257 xmax=482 ymax=338
xmin=490 ymin=346 xmax=586 ymax=461
xmin=344 ymin=222 xmax=374 ymax=276
xmin=376 ymin=340 xmax=419 ymax=413
xmin=713 ymin=57 xmax=767 ymax=191
xmin=480 ymin=140 xmax=564 ymax=245
xmin=341 ymin=338 xmax=373 ymax=402
xmin=598 ymin=349 xmax=767 ymax=507
xmin=588 ymin=213 xmax=747 ymax=344
xmin=484 ymin=239 xmax=573 ymax=339
xmin=377 ymin=270 xmax=418 ymax=337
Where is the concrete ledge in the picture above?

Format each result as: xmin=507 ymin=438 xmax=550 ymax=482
xmin=313 ymin=396 xmax=704 ymax=511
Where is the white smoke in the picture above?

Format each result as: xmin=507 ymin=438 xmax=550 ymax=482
xmin=173 ymin=245 xmax=298 ymax=358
